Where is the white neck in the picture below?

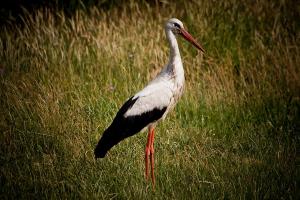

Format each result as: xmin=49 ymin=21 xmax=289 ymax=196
xmin=164 ymin=29 xmax=183 ymax=76
xmin=166 ymin=29 xmax=181 ymax=62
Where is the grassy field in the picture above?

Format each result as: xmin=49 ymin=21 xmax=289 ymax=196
xmin=0 ymin=0 xmax=299 ymax=199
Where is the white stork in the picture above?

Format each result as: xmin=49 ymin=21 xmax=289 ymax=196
xmin=94 ymin=18 xmax=204 ymax=187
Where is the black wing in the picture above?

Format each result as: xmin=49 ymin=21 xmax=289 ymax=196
xmin=94 ymin=96 xmax=167 ymax=158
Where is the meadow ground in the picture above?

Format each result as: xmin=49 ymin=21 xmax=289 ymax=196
xmin=0 ymin=1 xmax=299 ymax=199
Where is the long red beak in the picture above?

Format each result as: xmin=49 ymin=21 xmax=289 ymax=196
xmin=180 ymin=28 xmax=205 ymax=53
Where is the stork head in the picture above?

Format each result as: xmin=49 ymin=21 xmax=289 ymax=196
xmin=165 ymin=18 xmax=205 ymax=53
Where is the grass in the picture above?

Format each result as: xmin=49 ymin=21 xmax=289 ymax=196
xmin=0 ymin=0 xmax=299 ymax=199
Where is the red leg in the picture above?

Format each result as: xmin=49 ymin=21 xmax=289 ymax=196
xmin=145 ymin=128 xmax=152 ymax=180
xmin=150 ymin=127 xmax=155 ymax=187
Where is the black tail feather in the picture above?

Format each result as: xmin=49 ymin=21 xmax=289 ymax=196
xmin=94 ymin=127 xmax=119 ymax=158
xmin=94 ymin=136 xmax=109 ymax=158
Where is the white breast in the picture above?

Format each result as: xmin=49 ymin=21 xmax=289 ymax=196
xmin=163 ymin=71 xmax=185 ymax=118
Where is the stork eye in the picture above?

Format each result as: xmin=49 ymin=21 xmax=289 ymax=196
xmin=173 ymin=23 xmax=181 ymax=29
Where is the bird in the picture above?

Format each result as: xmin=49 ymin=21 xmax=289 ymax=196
xmin=94 ymin=18 xmax=204 ymax=187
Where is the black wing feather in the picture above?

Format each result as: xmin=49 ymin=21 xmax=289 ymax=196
xmin=94 ymin=96 xmax=167 ymax=158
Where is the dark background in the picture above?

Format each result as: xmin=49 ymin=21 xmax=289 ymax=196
xmin=0 ymin=0 xmax=164 ymax=26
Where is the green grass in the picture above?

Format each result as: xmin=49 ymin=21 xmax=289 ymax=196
xmin=0 ymin=1 xmax=299 ymax=199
